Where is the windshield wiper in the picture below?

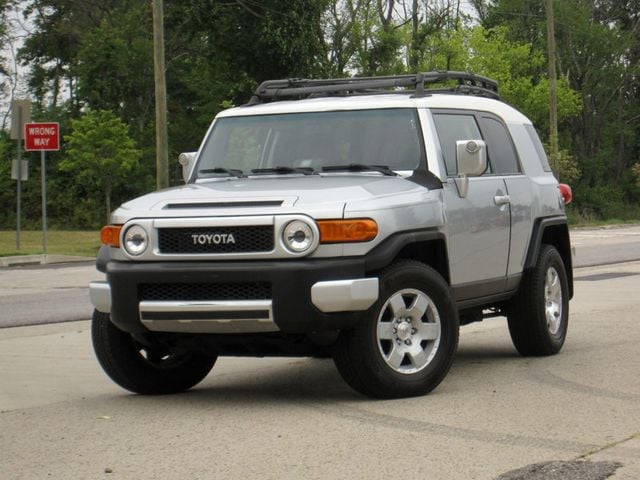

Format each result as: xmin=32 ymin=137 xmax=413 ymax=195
xmin=321 ymin=164 xmax=398 ymax=176
xmin=250 ymin=166 xmax=315 ymax=175
xmin=199 ymin=168 xmax=245 ymax=177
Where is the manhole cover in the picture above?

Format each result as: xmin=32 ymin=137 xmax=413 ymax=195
xmin=496 ymin=460 xmax=622 ymax=480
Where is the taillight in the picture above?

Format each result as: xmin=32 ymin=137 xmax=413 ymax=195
xmin=558 ymin=184 xmax=572 ymax=205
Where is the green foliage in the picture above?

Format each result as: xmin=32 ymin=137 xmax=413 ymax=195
xmin=546 ymin=146 xmax=581 ymax=184
xmin=417 ymin=25 xmax=582 ymax=131
xmin=0 ymin=132 xmax=15 ymax=227
xmin=73 ymin=5 xmax=154 ymax=131
xmin=61 ymin=110 xmax=141 ymax=225
xmin=633 ymin=164 xmax=640 ymax=188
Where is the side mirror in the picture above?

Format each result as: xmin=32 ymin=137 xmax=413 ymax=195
xmin=178 ymin=152 xmax=197 ymax=183
xmin=454 ymin=140 xmax=487 ymax=198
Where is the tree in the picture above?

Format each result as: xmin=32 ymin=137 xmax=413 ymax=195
xmin=482 ymin=0 xmax=640 ymax=219
xmin=61 ymin=110 xmax=141 ymax=223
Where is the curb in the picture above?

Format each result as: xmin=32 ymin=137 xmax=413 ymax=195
xmin=0 ymin=255 xmax=95 ymax=268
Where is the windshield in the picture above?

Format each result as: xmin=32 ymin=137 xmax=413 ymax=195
xmin=196 ymin=109 xmax=423 ymax=177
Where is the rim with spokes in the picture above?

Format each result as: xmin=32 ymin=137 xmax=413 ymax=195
xmin=376 ymin=288 xmax=442 ymax=374
xmin=133 ymin=340 xmax=191 ymax=369
xmin=545 ymin=266 xmax=563 ymax=335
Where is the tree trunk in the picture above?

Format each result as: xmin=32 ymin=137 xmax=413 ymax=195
xmin=105 ymin=183 xmax=112 ymax=225
xmin=409 ymin=0 xmax=420 ymax=71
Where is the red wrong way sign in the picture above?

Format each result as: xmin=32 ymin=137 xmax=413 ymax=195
xmin=24 ymin=122 xmax=60 ymax=151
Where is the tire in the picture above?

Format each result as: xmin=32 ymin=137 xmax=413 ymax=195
xmin=333 ymin=260 xmax=459 ymax=399
xmin=91 ymin=310 xmax=216 ymax=394
xmin=507 ymin=244 xmax=569 ymax=356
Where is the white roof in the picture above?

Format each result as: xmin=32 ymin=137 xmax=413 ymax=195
xmin=217 ymin=93 xmax=532 ymax=125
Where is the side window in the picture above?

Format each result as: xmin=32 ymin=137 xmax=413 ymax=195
xmin=479 ymin=116 xmax=521 ymax=175
xmin=432 ymin=113 xmax=482 ymax=176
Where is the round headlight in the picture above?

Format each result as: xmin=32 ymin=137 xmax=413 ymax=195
xmin=123 ymin=225 xmax=148 ymax=256
xmin=283 ymin=220 xmax=314 ymax=253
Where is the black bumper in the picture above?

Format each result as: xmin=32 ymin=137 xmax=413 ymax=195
xmin=107 ymin=257 xmax=369 ymax=334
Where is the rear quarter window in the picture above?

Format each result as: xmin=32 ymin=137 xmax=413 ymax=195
xmin=524 ymin=124 xmax=552 ymax=172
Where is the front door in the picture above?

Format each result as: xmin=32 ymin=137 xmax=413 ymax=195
xmin=432 ymin=110 xmax=512 ymax=300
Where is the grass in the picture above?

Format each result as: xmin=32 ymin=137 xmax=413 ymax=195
xmin=0 ymin=230 xmax=101 ymax=257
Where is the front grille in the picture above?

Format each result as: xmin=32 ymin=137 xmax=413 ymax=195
xmin=139 ymin=282 xmax=272 ymax=301
xmin=158 ymin=226 xmax=274 ymax=254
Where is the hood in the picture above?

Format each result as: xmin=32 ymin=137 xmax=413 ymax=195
xmin=111 ymin=174 xmax=430 ymax=223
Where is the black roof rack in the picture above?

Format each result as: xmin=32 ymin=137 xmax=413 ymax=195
xmin=249 ymin=71 xmax=499 ymax=104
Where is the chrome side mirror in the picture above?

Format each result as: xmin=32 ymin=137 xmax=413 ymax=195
xmin=454 ymin=140 xmax=487 ymax=198
xmin=178 ymin=152 xmax=197 ymax=183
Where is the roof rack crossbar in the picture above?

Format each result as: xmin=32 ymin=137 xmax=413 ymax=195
xmin=250 ymin=71 xmax=499 ymax=104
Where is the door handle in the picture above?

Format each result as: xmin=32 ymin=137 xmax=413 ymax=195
xmin=494 ymin=194 xmax=511 ymax=206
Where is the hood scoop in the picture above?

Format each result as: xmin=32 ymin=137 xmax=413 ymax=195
xmin=164 ymin=200 xmax=284 ymax=210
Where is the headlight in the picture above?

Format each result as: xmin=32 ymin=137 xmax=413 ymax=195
xmin=282 ymin=220 xmax=314 ymax=253
xmin=123 ymin=225 xmax=148 ymax=256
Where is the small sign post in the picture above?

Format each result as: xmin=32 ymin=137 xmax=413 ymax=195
xmin=24 ymin=122 xmax=60 ymax=257
xmin=11 ymin=100 xmax=31 ymax=250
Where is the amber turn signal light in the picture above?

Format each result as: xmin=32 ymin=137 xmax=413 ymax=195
xmin=100 ymin=225 xmax=122 ymax=248
xmin=317 ymin=219 xmax=378 ymax=244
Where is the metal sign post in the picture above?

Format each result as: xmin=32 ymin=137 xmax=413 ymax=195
xmin=17 ymin=108 xmax=22 ymax=250
xmin=10 ymin=100 xmax=31 ymax=251
xmin=24 ymin=122 xmax=60 ymax=259
xmin=41 ymin=151 xmax=47 ymax=255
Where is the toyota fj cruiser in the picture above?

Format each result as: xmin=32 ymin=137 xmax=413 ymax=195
xmin=90 ymin=72 xmax=573 ymax=399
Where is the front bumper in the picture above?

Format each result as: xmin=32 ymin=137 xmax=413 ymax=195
xmin=90 ymin=258 xmax=379 ymax=334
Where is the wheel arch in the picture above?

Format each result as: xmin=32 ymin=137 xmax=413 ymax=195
xmin=393 ymin=239 xmax=450 ymax=285
xmin=524 ymin=217 xmax=573 ymax=298
xmin=364 ymin=230 xmax=451 ymax=285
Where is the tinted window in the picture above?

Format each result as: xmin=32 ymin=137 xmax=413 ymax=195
xmin=479 ymin=116 xmax=521 ymax=174
xmin=432 ymin=114 xmax=482 ymax=176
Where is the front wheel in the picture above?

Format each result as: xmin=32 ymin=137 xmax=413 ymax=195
xmin=334 ymin=261 xmax=459 ymax=399
xmin=92 ymin=310 xmax=216 ymax=394
xmin=507 ymin=244 xmax=569 ymax=356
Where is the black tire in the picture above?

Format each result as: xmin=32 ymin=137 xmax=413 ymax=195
xmin=333 ymin=261 xmax=459 ymax=399
xmin=92 ymin=310 xmax=216 ymax=394
xmin=507 ymin=244 xmax=569 ymax=356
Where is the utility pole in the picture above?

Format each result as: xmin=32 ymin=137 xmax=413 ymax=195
xmin=545 ymin=0 xmax=559 ymax=176
xmin=152 ymin=0 xmax=169 ymax=190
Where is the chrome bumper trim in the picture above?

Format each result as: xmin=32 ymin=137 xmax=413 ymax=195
xmin=139 ymin=300 xmax=278 ymax=333
xmin=89 ymin=281 xmax=111 ymax=313
xmin=311 ymin=278 xmax=379 ymax=313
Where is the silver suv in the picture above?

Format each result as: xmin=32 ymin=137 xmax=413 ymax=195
xmin=90 ymin=72 xmax=573 ymax=399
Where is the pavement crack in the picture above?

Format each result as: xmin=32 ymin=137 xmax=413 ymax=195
xmin=308 ymin=401 xmax=600 ymax=453
xmin=576 ymin=432 xmax=640 ymax=460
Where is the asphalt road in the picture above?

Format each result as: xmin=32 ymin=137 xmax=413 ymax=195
xmin=0 ymin=259 xmax=638 ymax=479
xmin=570 ymin=225 xmax=640 ymax=266
xmin=0 ymin=262 xmax=101 ymax=328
